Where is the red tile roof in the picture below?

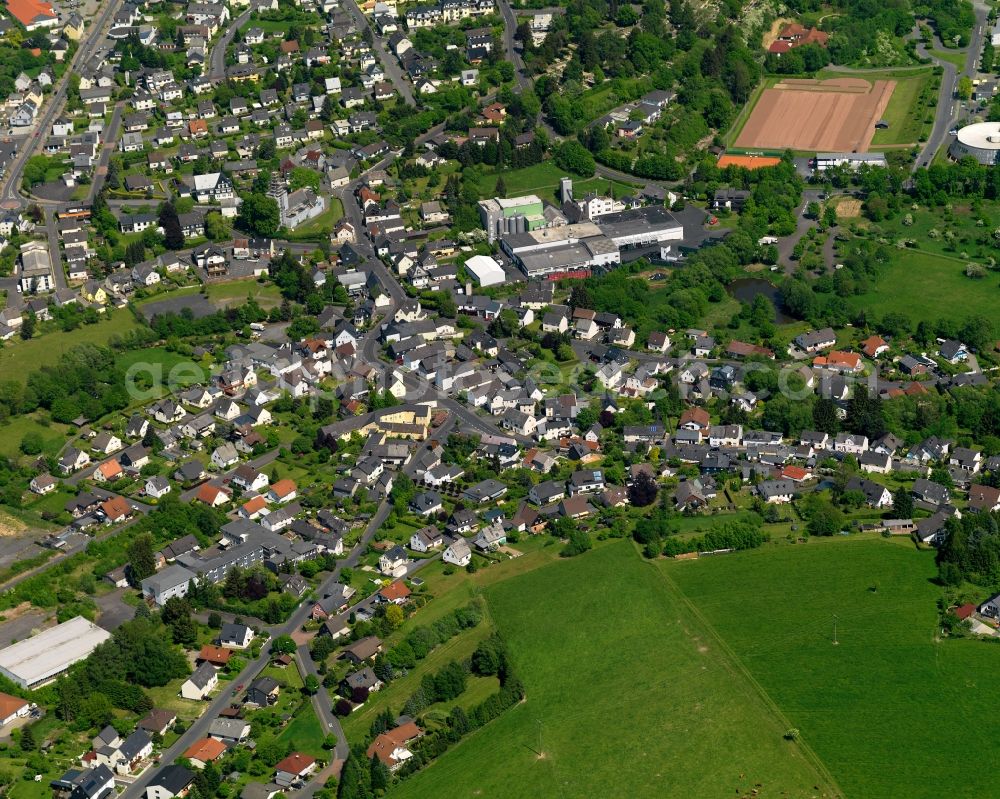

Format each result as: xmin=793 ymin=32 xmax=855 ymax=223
xmin=270 ymin=478 xmax=297 ymax=498
xmin=198 ymin=645 xmax=232 ymax=666
xmin=0 ymin=692 xmax=28 ymax=720
xmin=197 ymin=483 xmax=230 ymax=505
xmin=184 ymin=738 xmax=226 ymax=762
xmin=100 ymin=496 xmax=131 ymax=521
xmin=379 ymin=580 xmax=411 ymax=603
xmin=6 ymin=0 xmax=56 ymax=27
xmin=861 ymin=335 xmax=888 ymax=358
xmin=275 ymin=752 xmax=315 ymax=775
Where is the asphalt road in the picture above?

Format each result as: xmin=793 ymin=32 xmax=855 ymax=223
xmin=122 ymin=417 xmax=453 ymax=797
xmin=87 ymin=102 xmax=125 ymax=202
xmin=496 ymin=0 xmax=530 ymax=92
xmin=1 ymin=0 xmax=121 ymax=207
xmin=209 ymin=8 xmax=254 ymax=81
xmin=914 ymin=2 xmax=989 ymax=168
xmin=343 ymin=0 xmax=415 ymax=105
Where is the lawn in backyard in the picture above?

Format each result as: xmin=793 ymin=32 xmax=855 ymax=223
xmin=282 ymin=199 xmax=345 ymax=240
xmin=665 ymin=537 xmax=1000 ymax=799
xmin=391 ymin=540 xmax=831 ymax=799
xmin=276 ymin=702 xmax=328 ymax=759
xmin=0 ymin=309 xmax=140 ymax=383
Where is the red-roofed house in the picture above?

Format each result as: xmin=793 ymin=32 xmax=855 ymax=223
xmin=726 ymin=340 xmax=775 ymax=360
xmin=100 ymin=496 xmax=133 ymax=523
xmin=6 ymin=0 xmax=58 ymax=30
xmin=197 ymin=483 xmax=231 ymax=507
xmin=969 ymin=484 xmax=1000 ymax=513
xmin=678 ymin=407 xmax=710 ymax=432
xmin=275 ymin=753 xmax=317 ymax=787
xmin=197 ymin=645 xmax=233 ymax=667
xmin=267 ymin=479 xmax=298 ymax=503
xmin=861 ymin=335 xmax=889 ymax=359
xmin=955 ymin=603 xmax=976 ymax=620
xmin=94 ymin=459 xmax=123 ymax=483
xmin=377 ymin=580 xmax=411 ymax=605
xmin=813 ymin=351 xmax=862 ymax=373
xmin=779 ymin=465 xmax=812 ymax=483
xmin=240 ymin=494 xmax=269 ymax=519
xmin=0 ymin=692 xmax=29 ymax=726
xmin=769 ymin=23 xmax=829 ymax=54
xmin=366 ymin=723 xmax=423 ymax=770
xmin=184 ymin=738 xmax=226 ymax=768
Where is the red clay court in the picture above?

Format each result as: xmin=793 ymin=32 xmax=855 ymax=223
xmin=735 ymin=77 xmax=895 ymax=153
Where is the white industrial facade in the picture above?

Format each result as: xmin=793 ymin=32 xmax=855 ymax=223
xmin=0 ymin=617 xmax=112 ymax=688
xmin=464 ymin=255 xmax=505 ymax=287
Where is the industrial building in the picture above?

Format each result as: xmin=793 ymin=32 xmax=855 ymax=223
xmin=500 ymin=221 xmax=619 ymax=279
xmin=478 ymin=195 xmax=564 ymax=243
xmin=0 ymin=617 xmax=112 ymax=688
xmin=597 ymin=207 xmax=684 ymax=248
xmin=463 ymin=254 xmax=505 ymax=287
xmin=813 ymin=152 xmax=888 ymax=171
xmin=949 ymin=123 xmax=1000 ymax=165
xmin=498 ymin=206 xmax=682 ymax=279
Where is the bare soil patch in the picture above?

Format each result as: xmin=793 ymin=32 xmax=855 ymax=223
xmin=735 ymin=78 xmax=895 ymax=152
xmin=836 ymin=199 xmax=862 ymax=218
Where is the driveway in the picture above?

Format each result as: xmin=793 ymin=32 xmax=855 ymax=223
xmin=96 ymin=587 xmax=136 ymax=632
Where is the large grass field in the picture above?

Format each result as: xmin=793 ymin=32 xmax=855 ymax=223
xmin=867 ymin=69 xmax=935 ymax=146
xmin=392 ymin=541 xmax=833 ymax=799
xmin=0 ymin=309 xmax=141 ymax=383
xmin=664 ymin=537 xmax=1000 ymax=799
xmin=205 ymin=279 xmax=284 ymax=309
xmin=845 ymin=248 xmax=997 ymax=321
xmin=0 ymin=414 xmax=70 ymax=460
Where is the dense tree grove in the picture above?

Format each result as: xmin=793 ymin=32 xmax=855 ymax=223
xmin=55 ymin=616 xmax=188 ymax=730
xmin=661 ymin=518 xmax=768 ymax=556
xmin=938 ymin=512 xmax=1000 ymax=586
xmin=26 ymin=345 xmax=131 ymax=424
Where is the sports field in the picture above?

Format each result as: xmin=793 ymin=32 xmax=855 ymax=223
xmin=392 ymin=541 xmax=835 ymax=799
xmin=735 ymin=78 xmax=895 ymax=152
xmin=665 ymin=538 xmax=1000 ymax=799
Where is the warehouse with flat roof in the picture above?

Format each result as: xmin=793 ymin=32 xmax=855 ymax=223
xmin=464 ymin=254 xmax=506 ymax=287
xmin=0 ymin=617 xmax=112 ymax=688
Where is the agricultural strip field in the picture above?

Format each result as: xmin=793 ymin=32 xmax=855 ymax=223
xmin=735 ymin=77 xmax=894 ymax=152
xmin=392 ymin=541 xmax=834 ymax=799
xmin=665 ymin=538 xmax=1000 ymax=799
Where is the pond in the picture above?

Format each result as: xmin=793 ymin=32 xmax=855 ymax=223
xmin=727 ymin=278 xmax=793 ymax=324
